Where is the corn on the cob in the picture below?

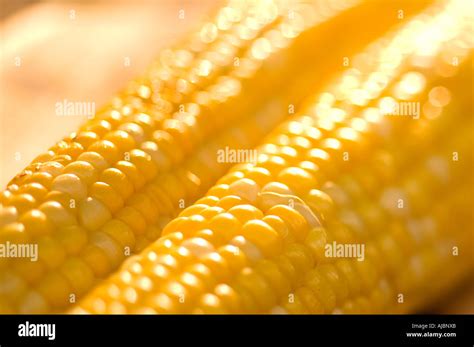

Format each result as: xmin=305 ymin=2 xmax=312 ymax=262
xmin=2 ymin=0 xmax=441 ymax=314
xmin=69 ymin=0 xmax=473 ymax=314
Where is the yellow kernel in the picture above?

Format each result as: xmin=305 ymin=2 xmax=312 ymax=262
xmin=178 ymin=272 xmax=206 ymax=298
xmin=78 ymin=197 xmax=111 ymax=231
xmin=244 ymin=167 xmax=272 ymax=187
xmin=228 ymin=178 xmax=260 ymax=203
xmin=127 ymin=193 xmax=158 ymax=225
xmin=153 ymin=129 xmax=179 ymax=157
xmin=17 ymin=183 xmax=48 ymax=202
xmin=0 ymin=206 xmax=18 ymax=228
xmin=101 ymin=219 xmax=136 ymax=249
xmin=229 ymin=236 xmax=262 ymax=263
xmin=185 ymin=263 xmax=214 ymax=287
xmin=144 ymin=293 xmax=176 ymax=313
xmin=18 ymin=290 xmax=50 ymax=314
xmin=19 ymin=209 xmax=54 ymax=237
xmin=161 ymin=281 xmax=190 ymax=312
xmin=141 ymin=141 xmax=172 ymax=172
xmin=88 ymin=140 xmax=120 ymax=165
xmin=200 ymin=252 xmax=231 ymax=281
xmin=56 ymin=225 xmax=88 ymax=255
xmin=195 ymin=195 xmax=219 ymax=206
xmin=261 ymin=181 xmax=294 ymax=195
xmin=182 ymin=238 xmax=214 ymax=258
xmin=267 ymin=205 xmax=309 ymax=241
xmin=159 ymin=174 xmax=186 ymax=204
xmin=38 ymin=161 xmax=64 ymax=177
xmin=298 ymin=160 xmax=319 ymax=176
xmin=214 ymin=283 xmax=241 ymax=313
xmin=38 ymin=201 xmax=76 ymax=227
xmin=207 ymin=212 xmax=242 ymax=242
xmin=90 ymin=182 xmax=124 ymax=213
xmin=232 ymin=283 xmax=259 ymax=313
xmin=274 ymin=255 xmax=297 ymax=285
xmin=37 ymin=272 xmax=72 ymax=308
xmin=74 ymin=131 xmax=99 ymax=149
xmin=285 ymin=243 xmax=314 ymax=278
xmin=100 ymin=168 xmax=134 ymax=200
xmin=23 ymin=172 xmax=53 ymax=189
xmin=51 ymin=153 xmax=74 ymax=165
xmin=295 ymin=287 xmax=324 ymax=313
xmin=178 ymin=204 xmax=208 ymax=217
xmin=51 ymin=174 xmax=87 ymax=201
xmin=217 ymin=171 xmax=245 ymax=185
xmin=304 ymin=269 xmax=336 ymax=313
xmin=318 ymin=264 xmax=349 ymax=305
xmin=255 ymin=260 xmax=291 ymax=298
xmin=277 ymin=167 xmax=317 ymax=195
xmin=133 ymin=113 xmax=155 ymax=135
xmin=218 ymin=245 xmax=248 ymax=273
xmin=119 ymin=122 xmax=145 ymax=144
xmin=31 ymin=150 xmax=55 ymax=164
xmin=240 ymin=220 xmax=282 ymax=257
xmin=63 ymin=161 xmax=98 ymax=186
xmin=228 ymin=204 xmax=264 ymax=224
xmin=257 ymin=155 xmax=287 ymax=175
xmin=129 ymin=149 xmax=158 ymax=181
xmin=207 ymin=184 xmax=230 ymax=198
xmin=59 ymin=257 xmax=94 ymax=296
xmin=6 ymin=193 xmax=36 ymax=214
xmin=87 ymin=231 xmax=124 ymax=273
xmin=37 ymin=236 xmax=66 ymax=269
xmin=0 ymin=222 xmax=29 ymax=244
xmin=236 ymin=267 xmax=276 ymax=311
xmin=146 ymin=184 xmax=174 ymax=214
xmin=43 ymin=191 xmax=77 ymax=215
xmin=114 ymin=161 xmax=146 ymax=190
xmin=305 ymin=189 xmax=334 ymax=220
xmin=82 ymin=119 xmax=112 ymax=137
xmin=0 ymin=271 xmax=28 ymax=303
xmin=304 ymin=227 xmax=327 ymax=263
xmin=163 ymin=120 xmax=193 ymax=154
xmin=262 ymin=215 xmax=292 ymax=241
xmin=277 ymin=146 xmax=299 ymax=163
xmin=216 ymin=195 xmax=244 ymax=210
xmin=307 ymin=148 xmax=330 ymax=166
xmin=77 ymin=152 xmax=109 ymax=172
xmin=162 ymin=215 xmax=206 ymax=237
xmin=195 ymin=229 xmax=219 ymax=244
xmin=116 ymin=206 xmax=147 ymax=235
xmin=195 ymin=294 xmax=227 ymax=314
xmin=336 ymin=260 xmax=362 ymax=298
xmin=199 ymin=206 xmax=225 ymax=219
xmin=13 ymin=258 xmax=46 ymax=284
xmin=177 ymin=169 xmax=201 ymax=199
xmin=104 ymin=130 xmax=136 ymax=152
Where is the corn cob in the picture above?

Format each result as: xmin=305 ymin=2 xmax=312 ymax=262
xmin=70 ymin=0 xmax=473 ymax=314
xmin=3 ymin=0 xmax=440 ymax=314
xmin=280 ymin=117 xmax=473 ymax=314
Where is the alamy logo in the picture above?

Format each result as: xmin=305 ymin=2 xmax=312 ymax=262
xmin=379 ymin=97 xmax=420 ymax=119
xmin=55 ymin=99 xmax=95 ymax=118
xmin=18 ymin=321 xmax=55 ymax=340
xmin=216 ymin=146 xmax=258 ymax=164
xmin=324 ymin=241 xmax=365 ymax=262
xmin=0 ymin=242 xmax=38 ymax=261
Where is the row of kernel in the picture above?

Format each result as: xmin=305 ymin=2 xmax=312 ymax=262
xmin=0 ymin=94 xmax=286 ymax=313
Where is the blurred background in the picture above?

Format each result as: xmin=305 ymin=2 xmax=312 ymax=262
xmin=0 ymin=0 xmax=216 ymax=187
xmin=0 ymin=0 xmax=472 ymax=313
